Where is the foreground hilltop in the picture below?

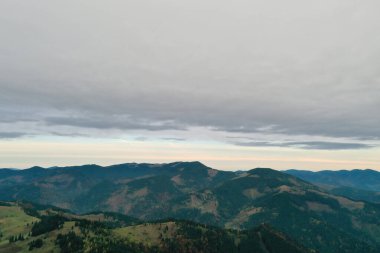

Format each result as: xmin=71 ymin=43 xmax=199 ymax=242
xmin=1 ymin=162 xmax=380 ymax=253
xmin=0 ymin=201 xmax=312 ymax=253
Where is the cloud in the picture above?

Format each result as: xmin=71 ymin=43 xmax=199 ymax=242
xmin=291 ymin=142 xmax=373 ymax=150
xmin=48 ymin=131 xmax=88 ymax=137
xmin=44 ymin=115 xmax=185 ymax=131
xmin=0 ymin=0 xmax=380 ymax=147
xmin=234 ymin=141 xmax=373 ymax=150
xmin=134 ymin=136 xmax=148 ymax=141
xmin=0 ymin=132 xmax=27 ymax=139
xmin=161 ymin=137 xmax=186 ymax=141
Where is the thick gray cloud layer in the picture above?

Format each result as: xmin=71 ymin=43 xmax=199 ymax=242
xmin=1 ymin=0 xmax=380 ymax=149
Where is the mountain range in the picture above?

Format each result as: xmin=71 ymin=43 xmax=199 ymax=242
xmin=1 ymin=162 xmax=380 ymax=253
xmin=286 ymin=169 xmax=380 ymax=203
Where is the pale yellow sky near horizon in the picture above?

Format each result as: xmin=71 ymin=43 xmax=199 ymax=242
xmin=1 ymin=138 xmax=379 ymax=171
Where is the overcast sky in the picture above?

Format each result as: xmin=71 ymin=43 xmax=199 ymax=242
xmin=1 ymin=0 xmax=380 ymax=170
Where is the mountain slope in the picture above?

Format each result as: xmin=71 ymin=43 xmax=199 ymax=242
xmin=169 ymin=168 xmax=380 ymax=253
xmin=0 ymin=162 xmax=235 ymax=213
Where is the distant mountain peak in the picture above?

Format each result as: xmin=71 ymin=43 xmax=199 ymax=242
xmin=247 ymin=167 xmax=283 ymax=175
xmin=170 ymin=161 xmax=206 ymax=167
xmin=249 ymin=167 xmax=276 ymax=172
xmin=168 ymin=161 xmax=209 ymax=168
xmin=27 ymin=166 xmax=45 ymax=170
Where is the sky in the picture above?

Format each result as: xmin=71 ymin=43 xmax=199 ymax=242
xmin=1 ymin=0 xmax=380 ymax=171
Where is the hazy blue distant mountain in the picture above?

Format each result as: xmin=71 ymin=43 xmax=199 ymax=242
xmin=285 ymin=169 xmax=380 ymax=191
xmin=285 ymin=169 xmax=380 ymax=203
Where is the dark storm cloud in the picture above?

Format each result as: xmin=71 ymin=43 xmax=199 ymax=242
xmin=1 ymin=0 xmax=380 ymax=146
xmin=234 ymin=141 xmax=373 ymax=150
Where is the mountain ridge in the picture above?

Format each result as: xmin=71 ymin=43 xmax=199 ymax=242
xmin=285 ymin=169 xmax=380 ymax=203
